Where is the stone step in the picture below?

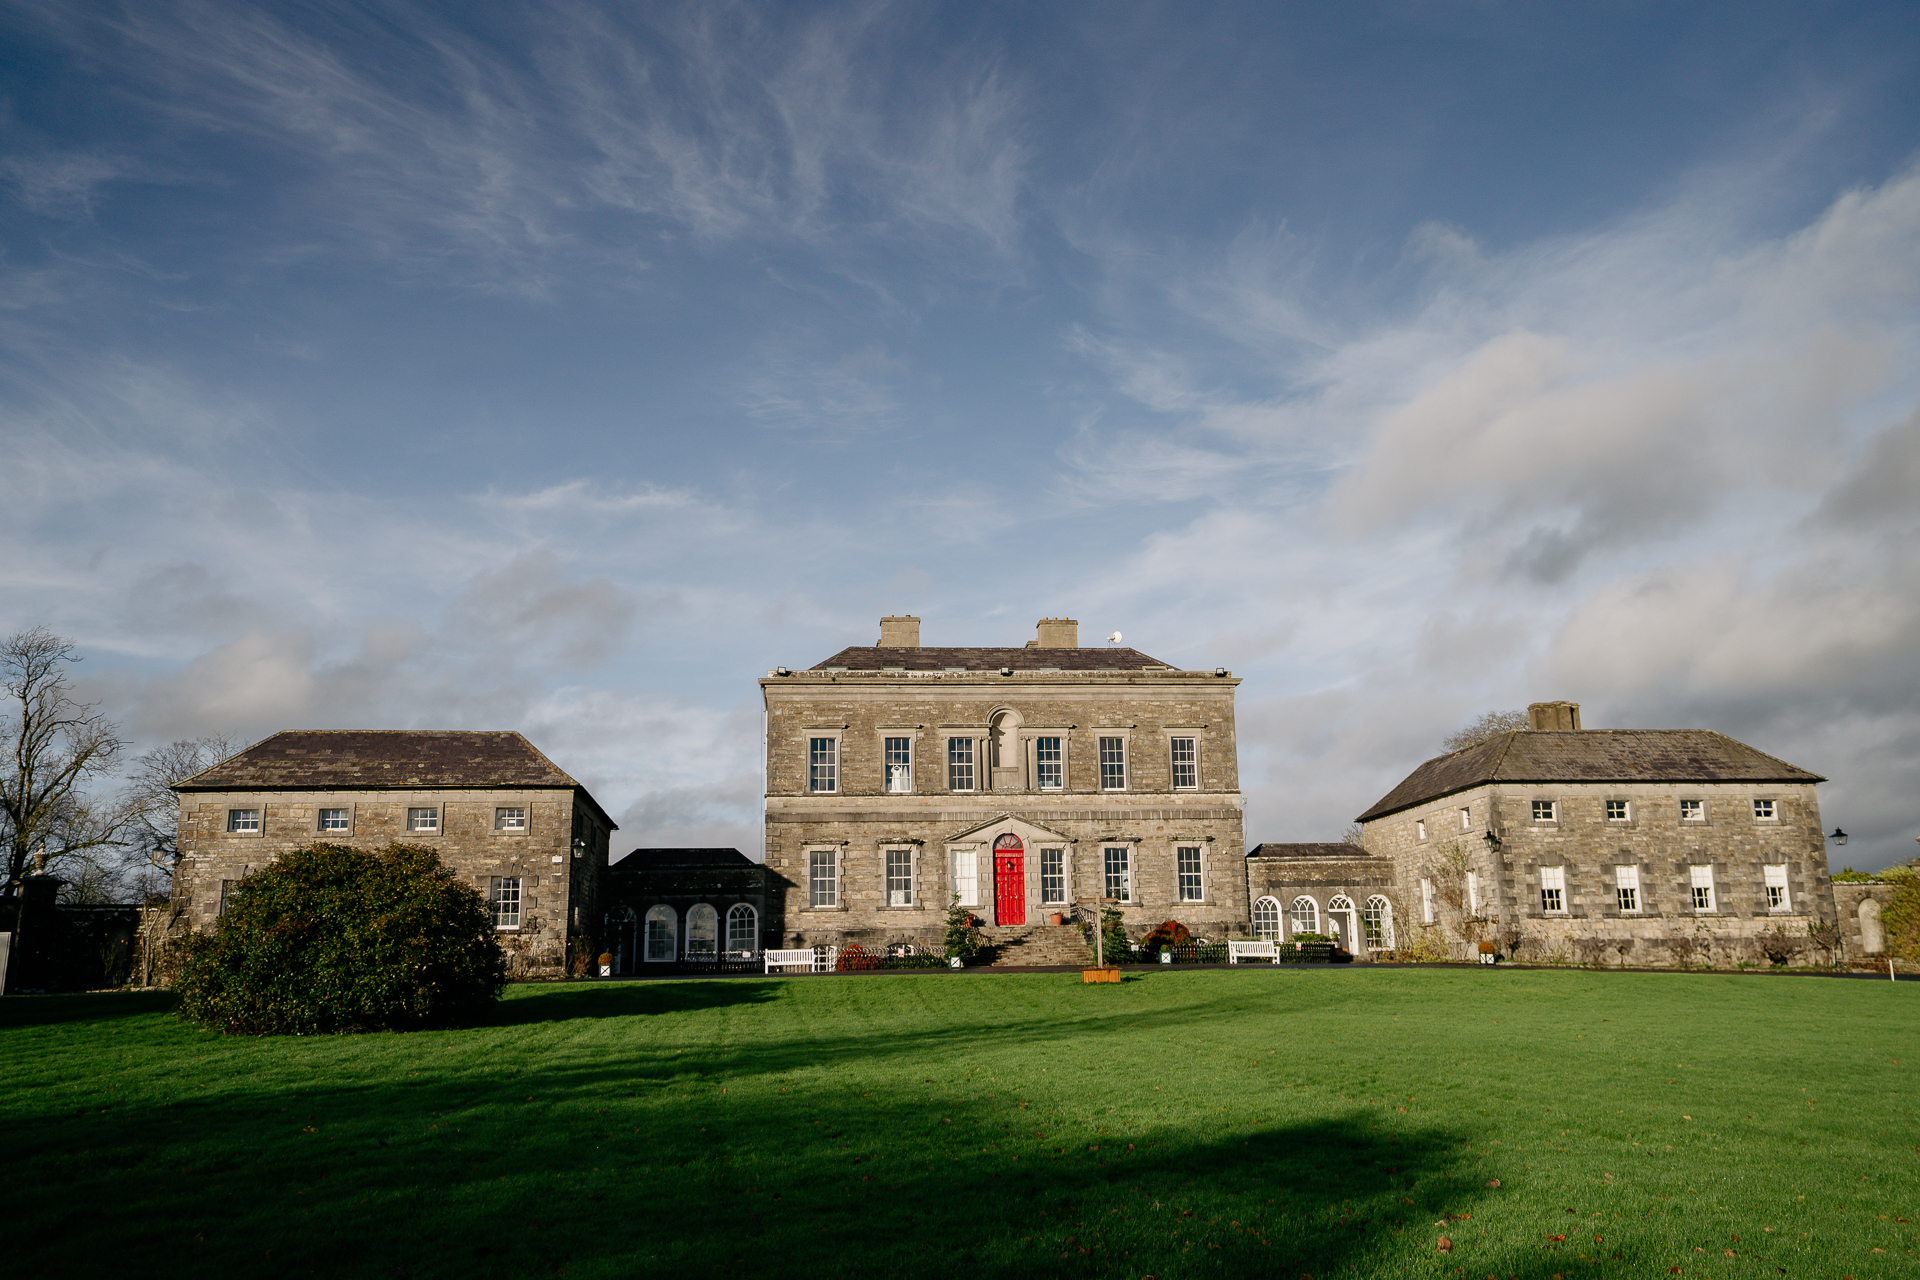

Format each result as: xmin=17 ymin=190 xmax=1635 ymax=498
xmin=979 ymin=923 xmax=1095 ymax=968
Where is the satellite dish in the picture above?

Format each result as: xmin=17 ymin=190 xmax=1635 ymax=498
xmin=1107 ymin=631 xmax=1122 ymax=646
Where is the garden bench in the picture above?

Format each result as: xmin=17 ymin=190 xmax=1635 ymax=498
xmin=1228 ymin=940 xmax=1279 ymax=964
xmin=764 ymin=947 xmax=836 ymax=974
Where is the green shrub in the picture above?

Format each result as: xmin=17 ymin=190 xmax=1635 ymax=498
xmin=173 ymin=843 xmax=507 ymax=1035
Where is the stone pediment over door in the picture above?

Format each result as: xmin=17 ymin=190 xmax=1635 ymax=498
xmin=940 ymin=811 xmax=1076 ymax=847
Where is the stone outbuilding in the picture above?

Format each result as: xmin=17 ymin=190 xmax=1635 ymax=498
xmin=1244 ymin=842 xmax=1400 ymax=960
xmin=602 ymin=848 xmax=771 ymax=973
xmin=171 ymin=730 xmax=616 ymax=977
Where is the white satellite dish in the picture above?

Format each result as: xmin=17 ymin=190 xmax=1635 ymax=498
xmin=1107 ymin=631 xmax=1122 ymax=646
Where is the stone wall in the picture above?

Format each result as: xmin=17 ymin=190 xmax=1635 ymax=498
xmin=1244 ymin=851 xmax=1401 ymax=961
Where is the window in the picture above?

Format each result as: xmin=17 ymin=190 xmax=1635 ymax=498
xmin=318 ymin=808 xmax=350 ymax=832
xmin=885 ymin=848 xmax=913 ymax=907
xmin=686 ymin=904 xmax=718 ymax=957
xmin=218 ymin=879 xmax=237 ymax=916
xmin=1170 ymin=737 xmax=1198 ymax=789
xmin=808 ymin=848 xmax=839 ymax=907
xmin=884 ymin=737 xmax=912 ymax=793
xmin=725 ymin=903 xmax=758 ymax=955
xmin=494 ymin=807 xmax=527 ymax=831
xmin=1035 ymin=736 xmax=1063 ymax=790
xmin=1103 ymin=846 xmax=1132 ymax=902
xmin=227 ymin=809 xmax=260 ymax=833
xmin=947 ymin=737 xmax=975 ymax=792
xmin=1363 ymin=896 xmax=1394 ymax=950
xmin=1289 ymin=896 xmax=1319 ymax=936
xmin=1689 ymin=864 xmax=1715 ymax=912
xmin=1539 ymin=865 xmax=1566 ymax=914
xmin=1606 ymin=800 xmax=1629 ymax=822
xmin=1614 ymin=865 xmax=1640 ymax=913
xmin=1176 ymin=846 xmax=1203 ymax=901
xmin=407 ymin=807 xmax=439 ymax=832
xmin=1465 ymin=871 xmax=1480 ymax=916
xmin=1252 ymin=896 xmax=1281 ymax=940
xmin=644 ymin=905 xmax=676 ymax=962
xmin=950 ymin=847 xmax=980 ymax=906
xmin=1763 ymin=864 xmax=1789 ymax=911
xmin=1098 ymin=737 xmax=1126 ymax=790
xmin=1416 ymin=819 xmax=1427 ymax=842
xmin=1679 ymin=799 xmax=1704 ymax=822
xmin=1753 ymin=798 xmax=1776 ymax=821
xmin=1459 ymin=806 xmax=1471 ymax=831
xmin=1040 ymin=848 xmax=1065 ymax=904
xmin=490 ymin=876 xmax=522 ymax=929
xmin=808 ymin=738 xmax=838 ymax=793
xmin=1420 ymin=877 xmax=1434 ymax=924
xmin=1532 ymin=799 xmax=1556 ymax=822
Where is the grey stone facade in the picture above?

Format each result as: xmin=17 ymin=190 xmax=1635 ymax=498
xmin=1244 ymin=843 xmax=1401 ymax=961
xmin=172 ymin=731 xmax=615 ymax=977
xmin=761 ymin=617 xmax=1248 ymax=954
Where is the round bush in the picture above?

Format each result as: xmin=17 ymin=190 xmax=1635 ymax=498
xmin=174 ymin=842 xmax=507 ymax=1035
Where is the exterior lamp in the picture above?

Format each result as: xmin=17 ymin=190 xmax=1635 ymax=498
xmin=572 ymin=836 xmax=587 ymax=859
xmin=1827 ymin=828 xmax=1848 ymax=847
xmin=1482 ymin=828 xmax=1502 ymax=852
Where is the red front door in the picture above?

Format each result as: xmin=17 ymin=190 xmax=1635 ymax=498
xmin=993 ymin=834 xmax=1026 ymax=926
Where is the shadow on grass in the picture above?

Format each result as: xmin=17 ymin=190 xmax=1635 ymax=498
xmin=488 ymin=979 xmax=784 ymax=1025
xmin=0 ymin=990 xmax=177 ymax=1029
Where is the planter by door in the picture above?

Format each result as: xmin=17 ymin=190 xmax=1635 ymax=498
xmin=993 ymin=833 xmax=1026 ymax=926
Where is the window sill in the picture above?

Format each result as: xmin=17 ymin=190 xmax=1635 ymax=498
xmin=802 ymin=904 xmax=847 ymax=913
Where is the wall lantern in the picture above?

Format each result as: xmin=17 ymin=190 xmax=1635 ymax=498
xmin=1482 ymin=828 xmax=1502 ymax=852
xmin=572 ymin=836 xmax=587 ymax=859
xmin=1827 ymin=827 xmax=1848 ymax=846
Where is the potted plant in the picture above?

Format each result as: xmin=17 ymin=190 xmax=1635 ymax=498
xmin=1083 ymin=900 xmax=1125 ymax=983
xmin=944 ymin=894 xmax=983 ymax=969
xmin=1047 ymin=910 xmax=1065 ymax=926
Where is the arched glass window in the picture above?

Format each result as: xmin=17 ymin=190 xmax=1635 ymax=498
xmin=1363 ymin=895 xmax=1395 ymax=950
xmin=1326 ymin=895 xmax=1356 ymax=948
xmin=726 ymin=903 xmax=758 ymax=955
xmin=686 ymin=903 xmax=719 ymax=957
xmin=1289 ymin=896 xmax=1318 ymax=936
xmin=1252 ymin=896 xmax=1282 ymax=940
xmin=644 ymin=905 xmax=677 ymax=963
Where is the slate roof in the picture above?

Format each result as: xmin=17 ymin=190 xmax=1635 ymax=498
xmin=1356 ymin=730 xmax=1825 ymax=823
xmin=610 ymin=848 xmax=756 ymax=870
xmin=1247 ymin=843 xmax=1376 ymax=860
xmin=811 ymin=646 xmax=1173 ymax=671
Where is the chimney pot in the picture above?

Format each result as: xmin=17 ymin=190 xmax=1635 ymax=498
xmin=1527 ymin=701 xmax=1582 ymax=731
xmin=878 ymin=615 xmax=921 ymax=648
xmin=1035 ymin=617 xmax=1079 ymax=649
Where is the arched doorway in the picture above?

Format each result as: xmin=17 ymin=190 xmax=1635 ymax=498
xmin=1326 ymin=895 xmax=1357 ymax=951
xmin=993 ymin=833 xmax=1026 ymax=926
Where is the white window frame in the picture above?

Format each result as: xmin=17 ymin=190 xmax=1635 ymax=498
xmin=1689 ymin=864 xmax=1716 ymax=912
xmin=490 ymin=876 xmax=522 ymax=929
xmin=1175 ymin=845 xmax=1204 ymax=902
xmin=808 ymin=736 xmax=839 ymax=794
xmin=948 ymin=845 xmax=981 ymax=906
xmin=1362 ymin=895 xmax=1395 ymax=950
xmin=1679 ymin=799 xmax=1705 ymax=823
xmin=1458 ymin=806 xmax=1471 ymax=832
xmin=725 ymin=903 xmax=759 ymax=956
xmin=1419 ymin=877 xmax=1434 ymax=924
xmin=1763 ymin=863 xmax=1790 ymax=912
xmin=407 ymin=806 xmax=440 ymax=833
xmin=1539 ymin=865 xmax=1566 ymax=915
xmin=1752 ymin=798 xmax=1777 ymax=822
xmin=685 ymin=903 xmax=719 ymax=957
xmin=1252 ymin=896 xmax=1281 ymax=940
xmin=1606 ymin=799 xmax=1630 ymax=823
xmin=807 ymin=847 xmax=840 ymax=908
xmin=218 ymin=878 xmax=238 ymax=916
xmin=1033 ymin=735 xmax=1065 ymax=791
xmin=884 ymin=846 xmax=914 ymax=907
xmin=494 ymin=806 xmax=528 ymax=832
xmin=947 ymin=737 xmax=977 ymax=793
xmin=1039 ymin=847 xmax=1066 ymax=904
xmin=226 ymin=808 xmax=261 ymax=834
xmin=1168 ymin=735 xmax=1199 ymax=790
xmin=1097 ymin=736 xmax=1128 ymax=792
xmin=317 ymin=806 xmax=352 ymax=834
xmin=1416 ymin=819 xmax=1427 ymax=842
xmin=1465 ymin=870 xmax=1480 ymax=916
xmin=883 ymin=735 xmax=913 ymax=794
xmin=1532 ymin=799 xmax=1556 ymax=823
xmin=1615 ymin=865 xmax=1641 ymax=914
xmin=1102 ymin=845 xmax=1133 ymax=902
xmin=1288 ymin=896 xmax=1319 ymax=936
xmin=643 ymin=904 xmax=676 ymax=961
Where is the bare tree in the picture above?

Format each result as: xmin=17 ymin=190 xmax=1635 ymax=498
xmin=1444 ymin=709 xmax=1529 ymax=752
xmin=122 ymin=735 xmax=242 ymax=902
xmin=1421 ymin=839 xmax=1491 ymax=952
xmin=1341 ymin=822 xmax=1366 ymax=849
xmin=1 ymin=628 xmax=126 ymax=894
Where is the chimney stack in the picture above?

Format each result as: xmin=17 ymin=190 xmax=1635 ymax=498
xmin=1527 ymin=701 xmax=1582 ymax=731
xmin=878 ymin=615 xmax=921 ymax=648
xmin=1035 ymin=617 xmax=1079 ymax=649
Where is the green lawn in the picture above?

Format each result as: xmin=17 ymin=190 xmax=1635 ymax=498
xmin=3 ymin=969 xmax=1915 ymax=1279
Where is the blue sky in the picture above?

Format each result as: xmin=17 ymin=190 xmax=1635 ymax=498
xmin=4 ymin=1 xmax=1919 ymax=869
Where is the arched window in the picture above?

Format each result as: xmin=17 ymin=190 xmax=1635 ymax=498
xmin=1289 ymin=896 xmax=1318 ymax=936
xmin=1326 ymin=895 xmax=1356 ymax=948
xmin=686 ymin=903 xmax=719 ymax=957
xmin=644 ymin=905 xmax=677 ymax=963
xmin=1363 ymin=895 xmax=1395 ymax=950
xmin=1252 ymin=896 xmax=1282 ymax=940
xmin=726 ymin=903 xmax=758 ymax=956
